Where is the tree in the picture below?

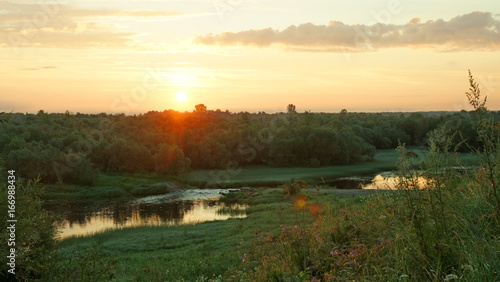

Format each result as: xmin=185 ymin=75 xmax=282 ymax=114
xmin=195 ymin=104 xmax=207 ymax=113
xmin=0 ymin=112 xmax=8 ymax=124
xmin=155 ymin=143 xmax=191 ymax=174
xmin=0 ymin=178 xmax=59 ymax=280
xmin=287 ymin=104 xmax=296 ymax=114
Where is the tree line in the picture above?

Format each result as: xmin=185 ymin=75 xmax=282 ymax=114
xmin=0 ymin=107 xmax=498 ymax=185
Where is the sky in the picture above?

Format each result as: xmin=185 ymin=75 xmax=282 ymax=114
xmin=1 ymin=0 xmax=500 ymax=114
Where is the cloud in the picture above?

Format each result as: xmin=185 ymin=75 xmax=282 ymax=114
xmin=20 ymin=66 xmax=58 ymax=71
xmin=0 ymin=3 xmax=183 ymax=49
xmin=195 ymin=11 xmax=500 ymax=52
xmin=0 ymin=2 xmax=184 ymax=22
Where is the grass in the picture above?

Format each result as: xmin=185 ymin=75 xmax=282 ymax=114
xmin=54 ymin=189 xmax=342 ymax=281
xmin=183 ymin=148 xmax=480 ymax=188
xmin=43 ymin=147 xmax=479 ymax=200
xmin=42 ymin=149 xmax=404 ymax=200
xmin=43 ymin=173 xmax=185 ymax=200
xmin=49 ymin=146 xmax=493 ymax=281
xmin=182 ymin=148 xmax=425 ymax=187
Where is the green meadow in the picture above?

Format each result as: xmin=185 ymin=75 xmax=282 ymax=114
xmin=183 ymin=148 xmax=421 ymax=187
xmin=54 ymin=188 xmax=374 ymax=281
xmin=47 ymin=147 xmax=494 ymax=281
xmin=1 ymin=101 xmax=497 ymax=281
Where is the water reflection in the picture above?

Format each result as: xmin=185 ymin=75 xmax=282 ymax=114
xmin=44 ymin=189 xmax=247 ymax=239
xmin=328 ymin=172 xmax=428 ymax=190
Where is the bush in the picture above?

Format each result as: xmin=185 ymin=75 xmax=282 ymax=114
xmin=283 ymin=180 xmax=309 ymax=196
xmin=130 ymin=183 xmax=170 ymax=196
xmin=0 ymin=178 xmax=60 ymax=281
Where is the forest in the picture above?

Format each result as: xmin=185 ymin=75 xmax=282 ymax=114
xmin=1 ymin=73 xmax=500 ymax=281
xmin=0 ymin=107 xmax=498 ymax=186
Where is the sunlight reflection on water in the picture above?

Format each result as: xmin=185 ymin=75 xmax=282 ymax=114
xmin=329 ymin=171 xmax=429 ymax=190
xmin=45 ymin=189 xmax=247 ymax=239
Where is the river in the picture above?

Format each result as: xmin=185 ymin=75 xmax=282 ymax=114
xmin=44 ymin=189 xmax=247 ymax=239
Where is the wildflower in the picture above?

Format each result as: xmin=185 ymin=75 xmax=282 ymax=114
xmin=240 ymin=254 xmax=247 ymax=263
xmin=444 ymin=274 xmax=459 ymax=281
xmin=461 ymin=264 xmax=474 ymax=272
xmin=330 ymin=249 xmax=339 ymax=255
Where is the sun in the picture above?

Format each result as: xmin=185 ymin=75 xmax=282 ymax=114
xmin=176 ymin=91 xmax=187 ymax=103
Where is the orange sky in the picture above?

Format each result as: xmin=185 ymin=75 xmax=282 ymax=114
xmin=1 ymin=1 xmax=500 ymax=114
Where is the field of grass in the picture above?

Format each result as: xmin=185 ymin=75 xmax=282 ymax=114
xmin=182 ymin=148 xmax=427 ymax=187
xmin=43 ymin=147 xmax=479 ymax=200
xmin=48 ymin=144 xmax=496 ymax=281
xmin=43 ymin=173 xmax=185 ymax=200
xmin=54 ymin=189 xmax=349 ymax=280
xmin=42 ymin=149 xmax=405 ymax=200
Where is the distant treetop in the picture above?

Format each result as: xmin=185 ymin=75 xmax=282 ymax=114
xmin=195 ymin=104 xmax=207 ymax=113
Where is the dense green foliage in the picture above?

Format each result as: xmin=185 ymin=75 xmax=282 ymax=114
xmin=226 ymin=124 xmax=499 ymax=281
xmin=1 ymin=72 xmax=499 ymax=281
xmin=0 ymin=178 xmax=60 ymax=281
xmin=223 ymin=72 xmax=500 ymax=281
xmin=1 ymin=108 xmax=498 ymax=186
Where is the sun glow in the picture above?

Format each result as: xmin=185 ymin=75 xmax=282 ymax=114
xmin=176 ymin=91 xmax=187 ymax=103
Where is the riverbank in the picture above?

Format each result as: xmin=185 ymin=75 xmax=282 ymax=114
xmin=49 ymin=147 xmax=493 ymax=281
xmin=43 ymin=173 xmax=186 ymax=201
xmin=43 ymin=147 xmax=479 ymax=201
xmin=182 ymin=148 xmax=408 ymax=188
xmin=41 ymin=149 xmax=402 ymax=200
xmin=55 ymin=188 xmax=375 ymax=280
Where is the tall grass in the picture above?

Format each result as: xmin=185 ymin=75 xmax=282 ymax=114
xmin=225 ymin=73 xmax=500 ymax=281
